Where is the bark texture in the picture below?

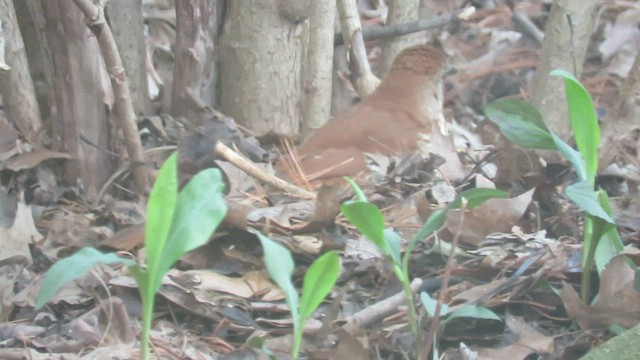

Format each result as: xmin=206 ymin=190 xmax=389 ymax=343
xmin=0 ymin=0 xmax=43 ymax=143
xmin=219 ymin=0 xmax=309 ymax=140
xmin=171 ymin=0 xmax=218 ymax=117
xmin=107 ymin=0 xmax=151 ymax=116
xmin=379 ymin=0 xmax=420 ymax=75
xmin=301 ymin=0 xmax=336 ymax=139
xmin=42 ymin=0 xmax=115 ymax=201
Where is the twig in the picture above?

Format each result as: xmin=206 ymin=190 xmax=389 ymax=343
xmin=214 ymin=142 xmax=316 ymax=199
xmin=512 ymin=11 xmax=544 ymax=45
xmin=334 ymin=8 xmax=474 ymax=46
xmin=343 ymin=278 xmax=423 ymax=332
xmin=420 ymin=199 xmax=467 ymax=360
xmin=73 ymin=0 xmax=149 ymax=194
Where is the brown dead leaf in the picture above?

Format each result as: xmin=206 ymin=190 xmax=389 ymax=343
xmin=0 ymin=201 xmax=42 ymax=261
xmin=447 ymin=187 xmax=534 ymax=246
xmin=3 ymin=148 xmax=71 ymax=172
xmin=475 ymin=313 xmax=554 ymax=360
xmin=177 ymin=269 xmax=284 ymax=301
xmin=561 ymin=255 xmax=640 ymax=330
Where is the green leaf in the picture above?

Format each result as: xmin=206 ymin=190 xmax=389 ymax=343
xmin=484 ymin=99 xmax=556 ymax=149
xmin=340 ymin=201 xmax=390 ymax=254
xmin=594 ymin=190 xmax=623 ymax=274
xmin=36 ymin=248 xmax=135 ymax=309
xmin=452 ymin=188 xmax=509 ymax=209
xmin=551 ymin=69 xmax=600 ymax=182
xmin=145 ymin=152 xmax=179 ymax=278
xmin=299 ymin=251 xmax=341 ymax=322
xmin=443 ymin=305 xmax=502 ymax=325
xmin=565 ymin=181 xmax=614 ymax=224
xmin=383 ymin=229 xmax=403 ymax=265
xmin=551 ymin=133 xmax=588 ymax=182
xmin=152 ymin=168 xmax=228 ymax=293
xmin=344 ymin=177 xmax=367 ymax=202
xmin=256 ymin=232 xmax=299 ymax=325
xmin=420 ymin=291 xmax=448 ymax=317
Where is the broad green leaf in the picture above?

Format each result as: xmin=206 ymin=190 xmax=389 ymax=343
xmin=256 ymin=232 xmax=299 ymax=325
xmin=383 ymin=229 xmax=403 ymax=265
xmin=36 ymin=248 xmax=135 ymax=309
xmin=443 ymin=305 xmax=502 ymax=325
xmin=145 ymin=152 xmax=179 ymax=276
xmin=484 ymin=99 xmax=556 ymax=149
xmin=551 ymin=133 xmax=587 ymax=182
xmin=551 ymin=69 xmax=600 ymax=182
xmin=344 ymin=177 xmax=367 ymax=202
xmin=594 ymin=190 xmax=623 ymax=273
xmin=340 ymin=201 xmax=389 ymax=254
xmin=152 ymin=168 xmax=228 ymax=293
xmin=299 ymin=251 xmax=341 ymax=321
xmin=420 ymin=291 xmax=448 ymax=317
xmin=565 ymin=181 xmax=614 ymax=223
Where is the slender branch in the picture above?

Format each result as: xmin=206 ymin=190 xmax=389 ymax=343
xmin=73 ymin=0 xmax=149 ymax=194
xmin=334 ymin=9 xmax=472 ymax=46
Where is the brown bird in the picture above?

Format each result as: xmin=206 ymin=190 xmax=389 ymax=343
xmin=294 ymin=45 xmax=456 ymax=183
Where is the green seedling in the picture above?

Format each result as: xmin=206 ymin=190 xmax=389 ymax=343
xmin=484 ymin=70 xmax=624 ymax=302
xmin=36 ymin=152 xmax=228 ymax=360
xmin=340 ymin=178 xmax=507 ymax=347
xmin=256 ymin=232 xmax=341 ymax=360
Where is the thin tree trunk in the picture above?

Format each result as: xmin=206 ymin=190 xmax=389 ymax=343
xmin=379 ymin=0 xmax=420 ymax=75
xmin=301 ymin=0 xmax=336 ymax=139
xmin=219 ymin=0 xmax=309 ymax=140
xmin=107 ymin=0 xmax=151 ymax=116
xmin=171 ymin=0 xmax=218 ymax=118
xmin=42 ymin=0 xmax=115 ymax=201
xmin=0 ymin=0 xmax=43 ymax=143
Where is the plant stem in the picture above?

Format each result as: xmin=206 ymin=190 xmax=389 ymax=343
xmin=140 ymin=293 xmax=154 ymax=360
xmin=393 ymin=264 xmax=418 ymax=336
xmin=291 ymin=323 xmax=302 ymax=360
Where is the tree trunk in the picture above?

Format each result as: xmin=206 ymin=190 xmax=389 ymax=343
xmin=301 ymin=0 xmax=335 ymax=139
xmin=13 ymin=0 xmax=55 ymax=130
xmin=42 ymin=0 xmax=115 ymax=201
xmin=0 ymin=0 xmax=43 ymax=143
xmin=171 ymin=0 xmax=219 ymax=118
xmin=106 ymin=0 xmax=151 ymax=116
xmin=530 ymin=0 xmax=598 ymax=140
xmin=379 ymin=0 xmax=420 ymax=75
xmin=219 ymin=0 xmax=309 ymax=140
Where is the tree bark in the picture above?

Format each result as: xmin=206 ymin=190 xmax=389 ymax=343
xmin=0 ymin=0 xmax=43 ymax=143
xmin=219 ymin=0 xmax=309 ymax=140
xmin=301 ymin=0 xmax=336 ymax=139
xmin=530 ymin=0 xmax=598 ymax=140
xmin=171 ymin=0 xmax=218 ymax=118
xmin=379 ymin=0 xmax=420 ymax=75
xmin=13 ymin=0 xmax=55 ymax=130
xmin=107 ymin=0 xmax=151 ymax=116
xmin=42 ymin=0 xmax=115 ymax=201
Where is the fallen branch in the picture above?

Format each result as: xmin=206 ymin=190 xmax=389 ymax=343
xmin=214 ymin=142 xmax=316 ymax=199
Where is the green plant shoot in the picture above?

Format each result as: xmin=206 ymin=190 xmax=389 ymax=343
xmin=340 ymin=179 xmax=507 ymax=346
xmin=256 ymin=232 xmax=341 ymax=360
xmin=36 ymin=152 xmax=228 ymax=360
xmin=484 ymin=70 xmax=623 ymax=302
